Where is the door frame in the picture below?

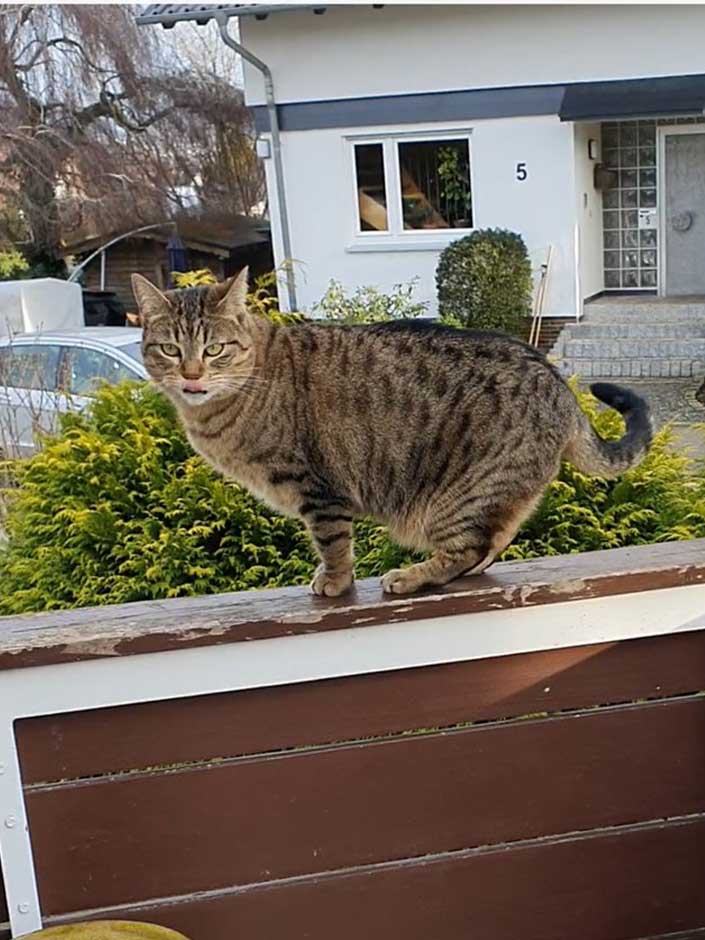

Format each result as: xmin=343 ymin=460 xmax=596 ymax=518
xmin=657 ymin=123 xmax=705 ymax=296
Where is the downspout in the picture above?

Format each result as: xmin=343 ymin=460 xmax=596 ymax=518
xmin=216 ymin=13 xmax=298 ymax=312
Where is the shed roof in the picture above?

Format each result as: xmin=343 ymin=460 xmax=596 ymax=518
xmin=136 ymin=4 xmax=322 ymax=27
xmin=63 ymin=211 xmax=269 ymax=258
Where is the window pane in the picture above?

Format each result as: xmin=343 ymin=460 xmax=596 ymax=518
xmin=355 ymin=143 xmax=388 ymax=231
xmin=64 ymin=347 xmax=138 ymax=396
xmin=121 ymin=342 xmax=143 ymax=363
xmin=0 ymin=344 xmax=61 ymax=390
xmin=398 ymin=138 xmax=472 ymax=230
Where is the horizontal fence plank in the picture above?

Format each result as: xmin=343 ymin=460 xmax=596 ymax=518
xmin=43 ymin=816 xmax=705 ymax=940
xmin=26 ymin=695 xmax=705 ymax=915
xmin=2 ymin=539 xmax=705 ymax=669
xmin=17 ymin=628 xmax=705 ymax=784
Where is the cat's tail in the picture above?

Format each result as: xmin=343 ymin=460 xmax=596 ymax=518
xmin=564 ymin=382 xmax=653 ymax=478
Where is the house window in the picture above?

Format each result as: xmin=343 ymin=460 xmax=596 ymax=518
xmin=355 ymin=143 xmax=388 ymax=232
xmin=398 ymin=139 xmax=472 ymax=230
xmin=351 ymin=133 xmax=473 ymax=239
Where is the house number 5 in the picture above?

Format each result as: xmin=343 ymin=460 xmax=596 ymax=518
xmin=516 ymin=163 xmax=528 ymax=181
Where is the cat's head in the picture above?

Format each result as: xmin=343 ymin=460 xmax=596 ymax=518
xmin=131 ymin=268 xmax=257 ymax=407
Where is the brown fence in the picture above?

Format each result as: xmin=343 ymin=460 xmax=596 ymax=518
xmin=1 ymin=539 xmax=705 ymax=940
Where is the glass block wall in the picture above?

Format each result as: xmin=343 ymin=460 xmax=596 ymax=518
xmin=601 ymin=117 xmax=705 ymax=291
xmin=602 ymin=120 xmax=658 ymax=290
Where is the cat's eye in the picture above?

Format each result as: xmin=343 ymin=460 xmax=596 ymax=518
xmin=160 ymin=343 xmax=180 ymax=357
xmin=204 ymin=343 xmax=225 ymax=357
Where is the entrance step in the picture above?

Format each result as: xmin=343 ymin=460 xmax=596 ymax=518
xmin=551 ymin=298 xmax=705 ymax=379
xmin=585 ymin=301 xmax=705 ymax=321
xmin=563 ymin=339 xmax=705 ymax=359
xmin=562 ymin=322 xmax=705 ymax=339
xmin=563 ymin=358 xmax=705 ymax=379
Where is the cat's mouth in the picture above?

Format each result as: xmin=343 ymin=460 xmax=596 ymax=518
xmin=181 ymin=380 xmax=208 ymax=395
xmin=178 ymin=381 xmax=214 ymax=404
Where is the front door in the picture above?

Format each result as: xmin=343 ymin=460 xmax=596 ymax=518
xmin=662 ymin=128 xmax=705 ymax=295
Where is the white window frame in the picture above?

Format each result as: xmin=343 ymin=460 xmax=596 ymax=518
xmin=346 ymin=129 xmax=475 ymax=253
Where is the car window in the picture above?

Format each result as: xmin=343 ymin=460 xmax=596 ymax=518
xmin=0 ymin=344 xmax=62 ymax=391
xmin=121 ymin=342 xmax=143 ymax=363
xmin=64 ymin=346 xmax=141 ymax=396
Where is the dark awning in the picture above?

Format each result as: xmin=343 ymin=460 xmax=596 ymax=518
xmin=559 ymin=73 xmax=705 ymax=121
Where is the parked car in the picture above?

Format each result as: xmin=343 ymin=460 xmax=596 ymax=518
xmin=0 ymin=328 xmax=146 ymax=457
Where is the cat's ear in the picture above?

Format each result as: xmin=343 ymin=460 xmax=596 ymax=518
xmin=131 ymin=274 xmax=171 ymax=320
xmin=209 ymin=267 xmax=249 ymax=319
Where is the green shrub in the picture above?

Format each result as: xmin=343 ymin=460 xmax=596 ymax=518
xmin=436 ymin=228 xmax=532 ymax=335
xmin=0 ymin=383 xmax=418 ymax=613
xmin=172 ymin=266 xmax=305 ymax=326
xmin=313 ymin=277 xmax=427 ymax=323
xmin=0 ymin=248 xmax=29 ymax=280
xmin=1 ymin=379 xmax=704 ymax=615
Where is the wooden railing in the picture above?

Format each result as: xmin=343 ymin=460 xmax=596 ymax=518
xmin=1 ymin=539 xmax=705 ymax=940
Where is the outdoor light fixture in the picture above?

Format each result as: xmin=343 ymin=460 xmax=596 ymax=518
xmin=256 ymin=137 xmax=272 ymax=159
xmin=588 ymin=138 xmax=600 ymax=161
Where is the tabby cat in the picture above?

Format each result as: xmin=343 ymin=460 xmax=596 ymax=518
xmin=132 ymin=269 xmax=652 ymax=597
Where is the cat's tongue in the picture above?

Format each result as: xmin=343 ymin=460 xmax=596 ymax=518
xmin=182 ymin=380 xmax=207 ymax=394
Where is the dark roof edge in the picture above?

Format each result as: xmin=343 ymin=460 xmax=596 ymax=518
xmin=250 ymin=72 xmax=705 ymax=134
xmin=136 ymin=4 xmax=318 ymax=27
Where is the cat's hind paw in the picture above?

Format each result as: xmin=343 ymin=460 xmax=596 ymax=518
xmin=381 ymin=566 xmax=428 ymax=595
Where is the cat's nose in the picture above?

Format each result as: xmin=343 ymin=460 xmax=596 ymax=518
xmin=181 ymin=361 xmax=204 ymax=381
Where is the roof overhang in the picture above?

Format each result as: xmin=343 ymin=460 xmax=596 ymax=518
xmin=559 ymin=73 xmax=705 ymax=122
xmin=136 ymin=4 xmax=323 ymax=28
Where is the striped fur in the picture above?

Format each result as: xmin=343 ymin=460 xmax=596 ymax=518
xmin=132 ymin=270 xmax=653 ymax=597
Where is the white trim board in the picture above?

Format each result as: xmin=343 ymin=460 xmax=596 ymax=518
xmin=2 ymin=582 xmax=705 ymax=936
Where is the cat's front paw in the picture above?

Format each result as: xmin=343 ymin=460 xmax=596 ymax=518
xmin=310 ymin=565 xmax=354 ymax=598
xmin=381 ymin=566 xmax=428 ymax=595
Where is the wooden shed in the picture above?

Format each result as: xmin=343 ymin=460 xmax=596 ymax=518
xmin=62 ymin=212 xmax=273 ymax=310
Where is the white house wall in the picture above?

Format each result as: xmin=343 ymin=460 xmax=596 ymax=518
xmin=240 ymin=5 xmax=705 ymax=106
xmin=573 ymin=123 xmax=605 ymax=304
xmin=264 ymin=116 xmax=577 ymax=317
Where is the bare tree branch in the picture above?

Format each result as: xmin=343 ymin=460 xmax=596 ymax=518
xmin=0 ymin=5 xmax=264 ymax=259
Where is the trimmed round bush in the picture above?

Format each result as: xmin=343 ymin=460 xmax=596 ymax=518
xmin=436 ymin=228 xmax=533 ymax=335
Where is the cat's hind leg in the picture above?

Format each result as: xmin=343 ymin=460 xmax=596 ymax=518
xmin=381 ymin=491 xmax=542 ymax=595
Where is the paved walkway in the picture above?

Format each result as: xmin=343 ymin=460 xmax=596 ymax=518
xmin=580 ymin=375 xmax=705 ymax=459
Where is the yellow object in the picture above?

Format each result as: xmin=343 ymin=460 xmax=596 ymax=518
xmin=19 ymin=921 xmax=191 ymax=940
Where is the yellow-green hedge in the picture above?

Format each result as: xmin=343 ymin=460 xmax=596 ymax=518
xmin=0 ymin=381 xmax=703 ymax=615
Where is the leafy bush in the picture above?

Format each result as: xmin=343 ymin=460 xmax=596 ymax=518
xmin=0 ymin=375 xmax=703 ymax=615
xmin=313 ymin=277 xmax=428 ymax=323
xmin=171 ymin=268 xmax=216 ymax=287
xmin=436 ymin=228 xmax=532 ymax=335
xmin=1 ymin=379 xmax=704 ymax=615
xmin=0 ymin=248 xmax=29 ymax=280
xmin=0 ymin=384 xmax=311 ymax=612
xmin=505 ymin=389 xmax=705 ymax=559
xmin=0 ymin=383 xmax=417 ymax=613
xmin=172 ymin=266 xmax=304 ymax=326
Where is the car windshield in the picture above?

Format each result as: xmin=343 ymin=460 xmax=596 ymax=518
xmin=122 ymin=342 xmax=143 ymax=363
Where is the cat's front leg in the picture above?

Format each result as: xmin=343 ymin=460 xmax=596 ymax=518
xmin=304 ymin=507 xmax=355 ymax=597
